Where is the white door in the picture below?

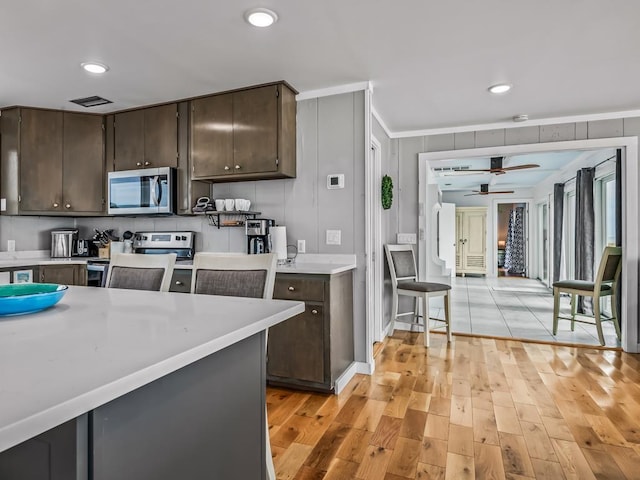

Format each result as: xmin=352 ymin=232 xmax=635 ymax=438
xmin=439 ymin=203 xmax=456 ymax=276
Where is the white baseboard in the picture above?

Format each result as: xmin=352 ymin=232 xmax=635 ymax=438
xmin=334 ymin=361 xmax=374 ymax=393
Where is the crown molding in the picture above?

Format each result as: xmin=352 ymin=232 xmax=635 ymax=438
xmin=296 ymin=81 xmax=372 ymax=101
xmin=371 ymin=107 xmax=392 ymax=138
xmin=390 ymin=109 xmax=640 ymax=138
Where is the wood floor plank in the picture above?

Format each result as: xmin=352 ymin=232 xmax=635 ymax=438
xmin=353 ymin=399 xmax=388 ymax=432
xmin=323 ymin=458 xmax=360 ymax=480
xmin=356 ymin=445 xmax=393 ymax=480
xmin=370 ymin=415 xmax=404 ymax=450
xmin=386 ymin=437 xmax=422 ymax=478
xmin=530 ymin=459 xmax=567 ymax=480
xmin=335 ymin=427 xmax=372 ymax=463
xmin=520 ymin=421 xmax=557 ymax=462
xmin=444 ymin=452 xmax=475 ymax=480
xmin=416 ymin=461 xmax=445 ymax=480
xmin=420 ymin=437 xmax=448 ymax=468
xmin=473 ymin=442 xmax=506 ymax=480
xmin=267 ymin=333 xmax=640 ymax=480
xmin=551 ymin=438 xmax=597 ymax=480
xmin=499 ymin=432 xmax=535 ymax=477
xmin=399 ymin=408 xmax=428 ymax=441
xmin=472 ymin=407 xmax=499 ymax=445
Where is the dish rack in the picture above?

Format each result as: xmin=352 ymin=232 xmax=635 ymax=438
xmin=194 ymin=211 xmax=262 ymax=229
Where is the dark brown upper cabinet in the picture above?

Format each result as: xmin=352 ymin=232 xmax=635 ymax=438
xmin=0 ymin=108 xmax=105 ymax=215
xmin=190 ymin=82 xmax=296 ymax=182
xmin=113 ymin=103 xmax=178 ymax=171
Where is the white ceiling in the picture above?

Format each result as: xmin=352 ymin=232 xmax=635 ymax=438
xmin=2 ymin=1 xmax=640 ymax=133
xmin=431 ymin=150 xmax=614 ymax=192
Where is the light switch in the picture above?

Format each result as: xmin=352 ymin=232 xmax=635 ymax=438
xmin=326 ymin=230 xmax=341 ymax=245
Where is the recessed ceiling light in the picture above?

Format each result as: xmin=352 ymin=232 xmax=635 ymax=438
xmin=81 ymin=62 xmax=109 ymax=74
xmin=488 ymin=83 xmax=512 ymax=94
xmin=244 ymin=8 xmax=278 ymax=27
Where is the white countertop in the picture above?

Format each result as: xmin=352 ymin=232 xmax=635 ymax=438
xmin=0 ymin=252 xmax=357 ymax=275
xmin=0 ymin=286 xmax=304 ymax=453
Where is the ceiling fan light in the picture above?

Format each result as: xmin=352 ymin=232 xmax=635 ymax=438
xmin=245 ymin=8 xmax=278 ymax=27
xmin=488 ymin=83 xmax=512 ymax=94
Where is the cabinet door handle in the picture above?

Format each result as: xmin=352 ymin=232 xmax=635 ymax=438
xmin=136 ymin=162 xmax=142 ymax=167
xmin=175 ymin=280 xmax=183 ymax=286
xmin=288 ymin=286 xmax=295 ymax=291
xmin=311 ymin=309 xmax=318 ymax=315
xmin=52 ymin=202 xmax=59 ymax=208
xmin=234 ymin=165 xmax=241 ymax=170
xmin=65 ymin=204 xmax=71 ymax=209
xmin=224 ymin=166 xmax=230 ymax=171
xmin=144 ymin=161 xmax=151 ymax=166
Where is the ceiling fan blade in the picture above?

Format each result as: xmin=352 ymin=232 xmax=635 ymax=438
xmin=500 ymin=164 xmax=540 ymax=171
xmin=464 ymin=193 xmax=481 ymax=196
xmin=486 ymin=190 xmax=515 ymax=194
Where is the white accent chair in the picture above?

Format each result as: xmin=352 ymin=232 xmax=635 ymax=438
xmin=190 ymin=252 xmax=278 ymax=480
xmin=553 ymin=246 xmax=622 ymax=345
xmin=104 ymin=253 xmax=176 ymax=292
xmin=384 ymin=244 xmax=452 ymax=347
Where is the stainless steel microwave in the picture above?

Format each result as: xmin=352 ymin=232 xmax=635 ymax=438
xmin=108 ymin=167 xmax=176 ymax=215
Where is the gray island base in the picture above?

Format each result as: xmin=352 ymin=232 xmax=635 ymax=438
xmin=0 ymin=286 xmax=304 ymax=480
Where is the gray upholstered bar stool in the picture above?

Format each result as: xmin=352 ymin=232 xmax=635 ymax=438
xmin=190 ymin=252 xmax=278 ymax=480
xmin=384 ymin=244 xmax=452 ymax=347
xmin=104 ymin=253 xmax=176 ymax=292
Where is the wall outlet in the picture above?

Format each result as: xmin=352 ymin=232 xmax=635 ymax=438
xmin=326 ymin=230 xmax=341 ymax=245
xmin=397 ymin=233 xmax=417 ymax=244
xmin=297 ymin=239 xmax=306 ymax=254
xmin=7 ymin=240 xmax=15 ymax=252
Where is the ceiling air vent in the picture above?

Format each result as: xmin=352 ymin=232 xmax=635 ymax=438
xmin=69 ymin=96 xmax=113 ymax=107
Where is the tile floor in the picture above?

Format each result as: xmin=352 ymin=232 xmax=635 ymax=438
xmin=426 ymin=275 xmax=620 ymax=347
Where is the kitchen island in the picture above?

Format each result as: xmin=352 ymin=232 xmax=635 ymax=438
xmin=0 ymin=286 xmax=304 ymax=479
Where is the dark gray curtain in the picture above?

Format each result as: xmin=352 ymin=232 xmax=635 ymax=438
xmin=575 ymin=167 xmax=595 ymax=314
xmin=553 ymin=184 xmax=564 ymax=283
xmin=504 ymin=207 xmax=526 ymax=274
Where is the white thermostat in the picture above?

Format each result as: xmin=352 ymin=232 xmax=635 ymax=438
xmin=327 ymin=174 xmax=345 ymax=189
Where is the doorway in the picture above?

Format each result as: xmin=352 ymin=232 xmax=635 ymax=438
xmin=496 ymin=202 xmax=528 ymax=277
xmin=418 ymin=138 xmax=639 ymax=352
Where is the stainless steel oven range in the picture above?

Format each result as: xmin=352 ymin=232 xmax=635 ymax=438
xmin=87 ymin=231 xmax=195 ymax=287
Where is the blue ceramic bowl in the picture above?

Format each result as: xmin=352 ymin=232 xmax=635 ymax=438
xmin=0 ymin=283 xmax=68 ymax=316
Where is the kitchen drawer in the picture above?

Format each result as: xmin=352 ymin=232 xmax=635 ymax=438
xmin=169 ymin=269 xmax=192 ymax=293
xmin=274 ymin=276 xmax=324 ymax=302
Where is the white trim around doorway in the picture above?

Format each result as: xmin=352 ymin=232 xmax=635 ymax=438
xmin=418 ymin=137 xmax=639 ymax=353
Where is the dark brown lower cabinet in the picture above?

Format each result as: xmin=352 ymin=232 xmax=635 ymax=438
xmin=37 ymin=264 xmax=87 ymax=286
xmin=267 ymin=271 xmax=354 ymax=392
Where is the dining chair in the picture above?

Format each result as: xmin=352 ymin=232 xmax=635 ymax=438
xmin=104 ymin=253 xmax=176 ymax=292
xmin=552 ymin=246 xmax=622 ymax=345
xmin=191 ymin=252 xmax=278 ymax=480
xmin=384 ymin=244 xmax=452 ymax=347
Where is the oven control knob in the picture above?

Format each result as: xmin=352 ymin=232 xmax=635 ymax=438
xmin=142 ymin=236 xmax=148 ymax=240
xmin=181 ymin=236 xmax=187 ymax=241
xmin=175 ymin=235 xmax=180 ymax=241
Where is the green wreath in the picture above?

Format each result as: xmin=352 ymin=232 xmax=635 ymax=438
xmin=381 ymin=175 xmax=393 ymax=210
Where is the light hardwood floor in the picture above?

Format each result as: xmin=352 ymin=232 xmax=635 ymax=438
xmin=267 ymin=331 xmax=640 ymax=479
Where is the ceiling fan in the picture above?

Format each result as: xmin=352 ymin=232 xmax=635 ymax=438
xmin=464 ymin=156 xmax=540 ymax=175
xmin=465 ymin=184 xmax=514 ymax=196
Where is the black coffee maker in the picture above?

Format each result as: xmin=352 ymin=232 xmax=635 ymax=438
xmin=246 ymin=219 xmax=275 ymax=254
